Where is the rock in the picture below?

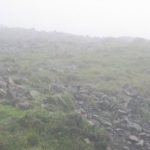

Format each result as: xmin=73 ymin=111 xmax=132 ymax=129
xmin=98 ymin=101 xmax=110 ymax=110
xmin=16 ymin=102 xmax=32 ymax=110
xmin=115 ymin=128 xmax=124 ymax=132
xmin=5 ymin=77 xmax=32 ymax=101
xmin=136 ymin=139 xmax=144 ymax=147
xmin=124 ymin=87 xmax=138 ymax=97
xmin=128 ymin=135 xmax=140 ymax=143
xmin=41 ymin=103 xmax=48 ymax=109
xmin=7 ymin=77 xmax=15 ymax=85
xmin=30 ymin=90 xmax=40 ymax=98
xmin=92 ymin=114 xmax=99 ymax=119
xmin=139 ymin=132 xmax=149 ymax=138
xmin=122 ymin=146 xmax=130 ymax=150
xmin=100 ymin=119 xmax=112 ymax=127
xmin=76 ymin=93 xmax=89 ymax=101
xmin=50 ymin=82 xmax=65 ymax=93
xmin=107 ymin=146 xmax=112 ymax=150
xmin=87 ymin=120 xmax=95 ymax=126
xmin=101 ymin=94 xmax=110 ymax=101
xmin=78 ymin=100 xmax=84 ymax=105
xmin=127 ymin=122 xmax=142 ymax=132
xmin=117 ymin=109 xmax=128 ymax=116
xmin=78 ymin=108 xmax=86 ymax=114
xmin=79 ymin=88 xmax=88 ymax=95
xmin=0 ymin=80 xmax=6 ymax=89
xmin=84 ymin=138 xmax=91 ymax=144
xmin=6 ymin=87 xmax=16 ymax=100
xmin=0 ymin=89 xmax=6 ymax=97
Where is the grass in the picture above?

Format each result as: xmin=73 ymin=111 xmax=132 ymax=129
xmin=1 ymin=46 xmax=150 ymax=95
xmin=0 ymin=38 xmax=150 ymax=149
xmin=0 ymin=104 xmax=26 ymax=122
xmin=0 ymin=107 xmax=108 ymax=150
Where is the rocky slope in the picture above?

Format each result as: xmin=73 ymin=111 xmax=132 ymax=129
xmin=0 ymin=75 xmax=150 ymax=150
xmin=0 ymin=27 xmax=150 ymax=150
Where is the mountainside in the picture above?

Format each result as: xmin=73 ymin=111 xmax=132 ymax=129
xmin=0 ymin=27 xmax=150 ymax=150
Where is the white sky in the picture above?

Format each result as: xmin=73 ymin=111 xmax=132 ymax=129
xmin=0 ymin=0 xmax=150 ymax=38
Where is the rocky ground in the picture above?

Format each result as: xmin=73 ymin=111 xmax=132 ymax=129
xmin=0 ymin=27 xmax=150 ymax=150
xmin=0 ymin=75 xmax=150 ymax=150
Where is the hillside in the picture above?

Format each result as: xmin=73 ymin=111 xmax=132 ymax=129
xmin=0 ymin=27 xmax=150 ymax=150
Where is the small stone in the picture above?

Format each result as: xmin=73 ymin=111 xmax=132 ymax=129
xmin=128 ymin=135 xmax=140 ymax=143
xmin=117 ymin=109 xmax=128 ymax=115
xmin=139 ymin=132 xmax=149 ymax=138
xmin=87 ymin=120 xmax=95 ymax=126
xmin=122 ymin=146 xmax=130 ymax=150
xmin=115 ymin=128 xmax=124 ymax=132
xmin=127 ymin=122 xmax=142 ymax=132
xmin=0 ymin=89 xmax=6 ymax=97
xmin=136 ymin=139 xmax=144 ymax=147
xmin=107 ymin=146 xmax=112 ymax=150
xmin=102 ymin=120 xmax=112 ymax=127
xmin=30 ymin=90 xmax=40 ymax=98
xmin=92 ymin=114 xmax=99 ymax=119
xmin=84 ymin=138 xmax=91 ymax=144
xmin=16 ymin=102 xmax=32 ymax=110
xmin=78 ymin=101 xmax=84 ymax=105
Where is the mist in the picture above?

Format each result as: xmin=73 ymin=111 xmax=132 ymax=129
xmin=1 ymin=0 xmax=150 ymax=150
xmin=0 ymin=0 xmax=150 ymax=38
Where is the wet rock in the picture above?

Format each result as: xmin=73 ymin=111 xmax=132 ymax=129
xmin=128 ymin=135 xmax=140 ymax=143
xmin=75 ymin=93 xmax=89 ymax=102
xmin=5 ymin=77 xmax=32 ymax=101
xmin=127 ymin=122 xmax=142 ymax=132
xmin=0 ymin=79 xmax=6 ymax=89
xmin=92 ymin=114 xmax=99 ymax=119
xmin=0 ymin=89 xmax=6 ymax=97
xmin=30 ymin=90 xmax=40 ymax=99
xmin=136 ymin=139 xmax=144 ymax=147
xmin=124 ymin=87 xmax=138 ymax=97
xmin=16 ymin=102 xmax=32 ymax=110
xmin=50 ymin=82 xmax=65 ymax=93
xmin=78 ymin=100 xmax=84 ymax=105
xmin=117 ymin=109 xmax=128 ymax=116
xmin=101 ymin=94 xmax=110 ymax=101
xmin=100 ymin=119 xmax=112 ymax=127
xmin=122 ymin=146 xmax=130 ymax=150
xmin=98 ymin=101 xmax=110 ymax=110
xmin=87 ymin=120 xmax=95 ymax=126
xmin=115 ymin=128 xmax=124 ymax=132
xmin=41 ymin=103 xmax=48 ymax=109
xmin=6 ymin=87 xmax=16 ymax=100
xmin=84 ymin=138 xmax=91 ymax=144
xmin=107 ymin=146 xmax=112 ymax=150
xmin=139 ymin=132 xmax=150 ymax=138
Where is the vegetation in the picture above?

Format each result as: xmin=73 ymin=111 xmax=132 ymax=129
xmin=0 ymin=105 xmax=108 ymax=150
xmin=0 ymin=27 xmax=150 ymax=149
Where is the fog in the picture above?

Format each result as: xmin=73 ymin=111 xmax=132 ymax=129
xmin=0 ymin=0 xmax=150 ymax=38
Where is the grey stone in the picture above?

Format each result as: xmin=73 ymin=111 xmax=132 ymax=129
xmin=16 ymin=102 xmax=32 ymax=110
xmin=127 ymin=122 xmax=142 ymax=132
xmin=128 ymin=135 xmax=140 ymax=143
